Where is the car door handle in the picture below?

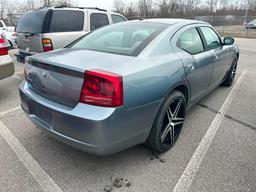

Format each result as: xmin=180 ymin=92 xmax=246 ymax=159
xmin=187 ymin=63 xmax=195 ymax=71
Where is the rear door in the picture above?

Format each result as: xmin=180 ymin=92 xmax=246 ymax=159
xmin=199 ymin=26 xmax=230 ymax=89
xmin=43 ymin=9 xmax=87 ymax=49
xmin=16 ymin=9 xmax=48 ymax=54
xmin=173 ymin=26 xmax=213 ymax=103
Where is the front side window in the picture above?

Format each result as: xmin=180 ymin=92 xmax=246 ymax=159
xmin=90 ymin=13 xmax=109 ymax=31
xmin=50 ymin=10 xmax=84 ymax=32
xmin=111 ymin=14 xmax=126 ymax=24
xmin=71 ymin=23 xmax=168 ymax=56
xmin=177 ymin=28 xmax=204 ymax=55
xmin=200 ymin=27 xmax=221 ymax=49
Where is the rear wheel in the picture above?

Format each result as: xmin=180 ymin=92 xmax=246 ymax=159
xmin=146 ymin=91 xmax=186 ymax=153
xmin=222 ymin=58 xmax=238 ymax=87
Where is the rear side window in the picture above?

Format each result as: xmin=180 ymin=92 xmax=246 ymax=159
xmin=16 ymin=9 xmax=48 ymax=33
xmin=111 ymin=14 xmax=126 ymax=24
xmin=90 ymin=13 xmax=109 ymax=31
xmin=0 ymin=22 xmax=3 ymax=27
xmin=50 ymin=10 xmax=84 ymax=32
xmin=177 ymin=28 xmax=204 ymax=55
xmin=200 ymin=27 xmax=221 ymax=49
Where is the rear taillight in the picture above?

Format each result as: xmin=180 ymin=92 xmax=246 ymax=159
xmin=0 ymin=36 xmax=8 ymax=56
xmin=12 ymin=33 xmax=16 ymax=37
xmin=42 ymin=38 xmax=53 ymax=52
xmin=80 ymin=70 xmax=124 ymax=107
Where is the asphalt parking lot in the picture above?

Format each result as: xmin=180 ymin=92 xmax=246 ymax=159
xmin=0 ymin=38 xmax=256 ymax=192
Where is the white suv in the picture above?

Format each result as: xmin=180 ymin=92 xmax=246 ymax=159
xmin=15 ymin=6 xmax=127 ymax=63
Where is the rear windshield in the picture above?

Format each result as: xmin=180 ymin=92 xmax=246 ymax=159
xmin=70 ymin=23 xmax=168 ymax=56
xmin=50 ymin=10 xmax=84 ymax=32
xmin=16 ymin=9 xmax=48 ymax=33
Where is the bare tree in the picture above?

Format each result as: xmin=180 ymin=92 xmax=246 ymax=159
xmin=41 ymin=0 xmax=75 ymax=7
xmin=113 ymin=0 xmax=126 ymax=15
xmin=206 ymin=0 xmax=218 ymax=13
xmin=158 ymin=0 xmax=170 ymax=17
xmin=125 ymin=2 xmax=138 ymax=19
xmin=0 ymin=0 xmax=7 ymax=19
xmin=138 ymin=0 xmax=154 ymax=18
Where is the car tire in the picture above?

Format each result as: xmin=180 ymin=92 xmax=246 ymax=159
xmin=222 ymin=58 xmax=238 ymax=87
xmin=146 ymin=91 xmax=186 ymax=153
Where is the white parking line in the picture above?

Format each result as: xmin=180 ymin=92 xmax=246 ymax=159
xmin=173 ymin=70 xmax=247 ymax=192
xmin=14 ymin=71 xmax=24 ymax=75
xmin=0 ymin=120 xmax=63 ymax=192
xmin=12 ymin=75 xmax=23 ymax=81
xmin=0 ymin=106 xmax=21 ymax=117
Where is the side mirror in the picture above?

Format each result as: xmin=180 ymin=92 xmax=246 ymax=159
xmin=223 ymin=37 xmax=234 ymax=45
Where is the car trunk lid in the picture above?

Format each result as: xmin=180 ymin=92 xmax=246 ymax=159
xmin=26 ymin=49 xmax=134 ymax=107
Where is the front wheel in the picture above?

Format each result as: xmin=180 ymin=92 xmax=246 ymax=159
xmin=222 ymin=58 xmax=238 ymax=87
xmin=146 ymin=91 xmax=186 ymax=153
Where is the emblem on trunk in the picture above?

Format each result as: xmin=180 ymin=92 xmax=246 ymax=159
xmin=42 ymin=71 xmax=47 ymax=78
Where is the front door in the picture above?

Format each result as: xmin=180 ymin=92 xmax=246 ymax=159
xmin=174 ymin=26 xmax=213 ymax=104
xmin=199 ymin=26 xmax=230 ymax=89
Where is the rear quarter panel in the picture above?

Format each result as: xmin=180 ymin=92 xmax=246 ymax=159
xmin=104 ymin=54 xmax=187 ymax=110
xmin=103 ymin=26 xmax=188 ymax=109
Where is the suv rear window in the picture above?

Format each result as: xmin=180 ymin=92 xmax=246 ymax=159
xmin=16 ymin=9 xmax=48 ymax=33
xmin=50 ymin=10 xmax=84 ymax=32
xmin=90 ymin=13 xmax=109 ymax=31
xmin=0 ymin=22 xmax=3 ymax=27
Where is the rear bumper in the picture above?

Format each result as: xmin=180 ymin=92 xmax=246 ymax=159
xmin=16 ymin=50 xmax=36 ymax=63
xmin=0 ymin=55 xmax=14 ymax=80
xmin=19 ymin=81 xmax=162 ymax=156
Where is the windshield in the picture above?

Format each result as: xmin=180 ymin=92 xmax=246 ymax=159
xmin=16 ymin=9 xmax=48 ymax=33
xmin=70 ymin=23 xmax=168 ymax=56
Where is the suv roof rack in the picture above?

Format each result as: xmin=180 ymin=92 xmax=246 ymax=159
xmin=53 ymin=6 xmax=107 ymax=12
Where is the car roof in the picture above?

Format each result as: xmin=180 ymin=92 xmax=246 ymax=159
xmin=127 ymin=18 xmax=208 ymax=27
xmin=33 ymin=6 xmax=126 ymax=18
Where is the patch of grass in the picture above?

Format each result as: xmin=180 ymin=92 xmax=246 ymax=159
xmin=215 ymin=25 xmax=256 ymax=39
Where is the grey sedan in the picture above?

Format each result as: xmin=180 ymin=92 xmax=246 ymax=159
xmin=19 ymin=19 xmax=239 ymax=156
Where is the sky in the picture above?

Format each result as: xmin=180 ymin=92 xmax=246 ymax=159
xmin=75 ymin=0 xmax=136 ymax=11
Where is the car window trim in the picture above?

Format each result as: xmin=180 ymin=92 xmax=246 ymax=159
xmin=198 ymin=26 xmax=222 ymax=51
xmin=176 ymin=27 xmax=206 ymax=55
